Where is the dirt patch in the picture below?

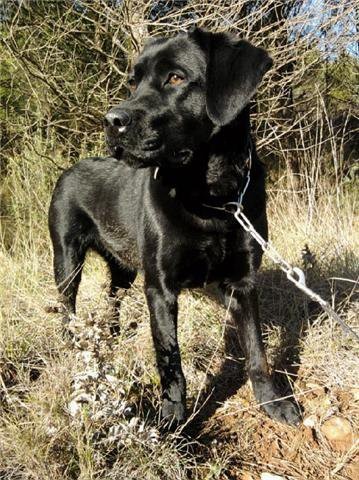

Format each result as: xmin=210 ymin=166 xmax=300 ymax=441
xmin=197 ymin=380 xmax=358 ymax=479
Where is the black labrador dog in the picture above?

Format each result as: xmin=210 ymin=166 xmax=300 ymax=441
xmin=49 ymin=28 xmax=300 ymax=426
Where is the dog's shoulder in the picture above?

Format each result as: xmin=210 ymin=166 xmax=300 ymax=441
xmin=56 ymin=156 xmax=125 ymax=184
xmin=71 ymin=155 xmax=121 ymax=172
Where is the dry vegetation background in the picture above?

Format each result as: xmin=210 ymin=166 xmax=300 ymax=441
xmin=0 ymin=1 xmax=358 ymax=479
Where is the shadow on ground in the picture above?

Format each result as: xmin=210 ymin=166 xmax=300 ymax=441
xmin=185 ymin=252 xmax=358 ymax=437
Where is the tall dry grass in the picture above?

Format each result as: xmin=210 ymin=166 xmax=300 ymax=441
xmin=0 ymin=136 xmax=358 ymax=479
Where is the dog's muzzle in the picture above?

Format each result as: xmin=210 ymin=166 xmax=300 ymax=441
xmin=104 ymin=107 xmax=193 ymax=168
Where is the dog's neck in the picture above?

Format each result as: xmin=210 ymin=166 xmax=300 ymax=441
xmin=156 ymin=106 xmax=254 ymax=204
xmin=204 ymin=106 xmax=252 ymax=198
xmin=207 ymin=105 xmax=251 ymax=157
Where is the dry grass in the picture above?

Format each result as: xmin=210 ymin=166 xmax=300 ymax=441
xmin=0 ymin=147 xmax=358 ymax=480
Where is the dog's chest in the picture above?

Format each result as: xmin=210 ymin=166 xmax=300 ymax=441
xmin=166 ymin=232 xmax=249 ymax=288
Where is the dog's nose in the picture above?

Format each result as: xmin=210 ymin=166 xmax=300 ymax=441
xmin=104 ymin=109 xmax=132 ymax=129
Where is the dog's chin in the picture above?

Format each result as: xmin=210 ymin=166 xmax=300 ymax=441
xmin=109 ymin=144 xmax=194 ymax=169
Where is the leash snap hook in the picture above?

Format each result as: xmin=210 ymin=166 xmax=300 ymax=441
xmin=286 ymin=267 xmax=306 ymax=287
xmin=224 ymin=201 xmax=242 ymax=214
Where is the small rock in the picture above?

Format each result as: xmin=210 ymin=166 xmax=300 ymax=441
xmin=321 ymin=416 xmax=352 ymax=440
xmin=261 ymin=473 xmax=286 ymax=480
xmin=321 ymin=416 xmax=354 ymax=451
xmin=303 ymin=415 xmax=317 ymax=428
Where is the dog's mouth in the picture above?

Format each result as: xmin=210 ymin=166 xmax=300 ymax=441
xmin=106 ymin=135 xmax=193 ymax=168
xmin=133 ymin=147 xmax=193 ymax=168
xmin=105 ymin=120 xmax=195 ymax=168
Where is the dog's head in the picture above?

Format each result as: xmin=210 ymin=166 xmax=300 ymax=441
xmin=104 ymin=28 xmax=272 ymax=168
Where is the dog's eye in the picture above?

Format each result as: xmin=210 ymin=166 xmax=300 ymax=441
xmin=167 ymin=73 xmax=184 ymax=86
xmin=128 ymin=78 xmax=137 ymax=92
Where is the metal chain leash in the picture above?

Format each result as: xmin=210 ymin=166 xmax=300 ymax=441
xmin=232 ymin=204 xmax=359 ymax=342
xmin=221 ymin=146 xmax=359 ymax=343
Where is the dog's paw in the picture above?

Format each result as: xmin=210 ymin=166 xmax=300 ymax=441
xmin=262 ymin=399 xmax=301 ymax=426
xmin=160 ymin=399 xmax=186 ymax=429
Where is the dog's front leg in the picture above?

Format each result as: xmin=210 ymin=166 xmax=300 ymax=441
xmin=145 ymin=283 xmax=186 ymax=427
xmin=226 ymin=285 xmax=300 ymax=425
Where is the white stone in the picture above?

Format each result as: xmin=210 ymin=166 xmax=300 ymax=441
xmin=303 ymin=415 xmax=317 ymax=428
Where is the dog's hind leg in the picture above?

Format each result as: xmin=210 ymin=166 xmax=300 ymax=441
xmin=109 ymin=261 xmax=137 ymax=335
xmin=51 ymin=234 xmax=87 ymax=326
xmin=49 ymin=204 xmax=92 ymax=329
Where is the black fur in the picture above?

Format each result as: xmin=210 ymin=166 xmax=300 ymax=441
xmin=48 ymin=28 xmax=300 ymax=427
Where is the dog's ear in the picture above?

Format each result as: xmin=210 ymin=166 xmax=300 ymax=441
xmin=189 ymin=28 xmax=273 ymax=126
